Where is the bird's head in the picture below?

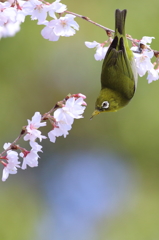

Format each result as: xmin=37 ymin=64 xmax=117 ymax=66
xmin=90 ymin=88 xmax=128 ymax=119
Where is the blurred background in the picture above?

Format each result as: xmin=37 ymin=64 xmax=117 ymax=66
xmin=1 ymin=0 xmax=159 ymax=239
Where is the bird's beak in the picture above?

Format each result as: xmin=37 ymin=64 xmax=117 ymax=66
xmin=90 ymin=109 xmax=100 ymax=120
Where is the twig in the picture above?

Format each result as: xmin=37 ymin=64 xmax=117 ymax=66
xmin=65 ymin=10 xmax=114 ymax=33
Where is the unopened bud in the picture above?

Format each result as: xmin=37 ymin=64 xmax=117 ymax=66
xmin=154 ymin=51 xmax=159 ymax=58
xmin=106 ymin=30 xmax=113 ymax=38
xmin=21 ymin=126 xmax=26 ymax=135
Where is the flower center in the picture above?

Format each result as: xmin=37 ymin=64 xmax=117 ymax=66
xmin=35 ymin=4 xmax=43 ymax=11
xmin=60 ymin=20 xmax=67 ymax=27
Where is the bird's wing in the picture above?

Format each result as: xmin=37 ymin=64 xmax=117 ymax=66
xmin=101 ymin=40 xmax=135 ymax=100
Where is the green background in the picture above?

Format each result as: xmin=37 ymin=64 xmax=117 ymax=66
xmin=0 ymin=0 xmax=159 ymax=239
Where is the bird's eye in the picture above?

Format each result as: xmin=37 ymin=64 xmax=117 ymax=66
xmin=102 ymin=101 xmax=109 ymax=109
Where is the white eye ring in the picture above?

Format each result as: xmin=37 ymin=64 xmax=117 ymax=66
xmin=102 ymin=101 xmax=109 ymax=109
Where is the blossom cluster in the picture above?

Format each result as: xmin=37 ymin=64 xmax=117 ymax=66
xmin=85 ymin=36 xmax=159 ymax=83
xmin=0 ymin=0 xmax=79 ymax=40
xmin=1 ymin=0 xmax=158 ymax=82
xmin=0 ymin=94 xmax=86 ymax=181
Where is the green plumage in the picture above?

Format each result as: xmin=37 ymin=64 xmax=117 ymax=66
xmin=91 ymin=9 xmax=137 ymax=118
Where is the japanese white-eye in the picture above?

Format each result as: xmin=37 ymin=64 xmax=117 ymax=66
xmin=91 ymin=9 xmax=138 ymax=118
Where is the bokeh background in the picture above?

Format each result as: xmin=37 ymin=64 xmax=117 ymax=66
xmin=1 ymin=0 xmax=159 ymax=239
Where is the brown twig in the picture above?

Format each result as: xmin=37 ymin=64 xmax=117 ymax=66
xmin=65 ymin=10 xmax=158 ymax=55
xmin=65 ymin=10 xmax=114 ymax=33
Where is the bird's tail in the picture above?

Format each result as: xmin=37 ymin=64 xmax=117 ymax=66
xmin=115 ymin=9 xmax=127 ymax=36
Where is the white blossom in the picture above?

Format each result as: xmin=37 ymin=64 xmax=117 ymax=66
xmin=24 ymin=112 xmax=47 ymax=142
xmin=2 ymin=150 xmax=20 ymax=181
xmin=147 ymin=68 xmax=159 ymax=83
xmin=0 ymin=21 xmax=21 ymax=38
xmin=47 ymin=0 xmax=67 ymax=19
xmin=52 ymin=14 xmax=79 ymax=37
xmin=48 ymin=107 xmax=73 ymax=143
xmin=41 ymin=21 xmax=59 ymax=41
xmin=140 ymin=36 xmax=155 ymax=47
xmin=48 ymin=96 xmax=86 ymax=143
xmin=29 ymin=141 xmax=43 ymax=152
xmin=3 ymin=142 xmax=11 ymax=150
xmin=20 ymin=140 xmax=42 ymax=169
xmin=62 ymin=97 xmax=86 ymax=119
xmin=133 ymin=50 xmax=154 ymax=77
xmin=3 ymin=143 xmax=19 ymax=162
xmin=85 ymin=41 xmax=108 ymax=61
xmin=23 ymin=0 xmax=48 ymax=24
xmin=0 ymin=1 xmax=28 ymax=38
xmin=54 ymin=97 xmax=86 ymax=124
xmin=95 ymin=46 xmax=108 ymax=61
xmin=15 ymin=0 xmax=28 ymax=22
xmin=54 ymin=107 xmax=74 ymax=125
xmin=0 ymin=2 xmax=17 ymax=26
xmin=48 ymin=122 xmax=71 ymax=143
xmin=20 ymin=150 xmax=40 ymax=170
xmin=85 ymin=41 xmax=99 ymax=48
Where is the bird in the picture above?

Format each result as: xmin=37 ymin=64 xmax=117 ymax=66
xmin=90 ymin=9 xmax=138 ymax=119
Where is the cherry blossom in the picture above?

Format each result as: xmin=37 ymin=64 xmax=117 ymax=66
xmin=24 ymin=112 xmax=47 ymax=142
xmin=94 ymin=46 xmax=108 ymax=61
xmin=0 ymin=21 xmax=21 ymax=38
xmin=48 ymin=122 xmax=72 ymax=143
xmin=20 ymin=149 xmax=40 ymax=169
xmin=30 ymin=141 xmax=43 ymax=152
xmin=85 ymin=41 xmax=108 ymax=61
xmin=2 ymin=157 xmax=20 ymax=181
xmin=48 ymin=106 xmax=73 ymax=143
xmin=3 ymin=142 xmax=12 ymax=150
xmin=53 ymin=97 xmax=86 ymax=126
xmin=47 ymin=0 xmax=67 ymax=19
xmin=147 ymin=67 xmax=159 ymax=83
xmin=2 ymin=144 xmax=20 ymax=181
xmin=41 ymin=14 xmax=79 ymax=41
xmin=140 ymin=36 xmax=155 ymax=47
xmin=62 ymin=97 xmax=86 ymax=119
xmin=41 ymin=21 xmax=60 ymax=41
xmin=15 ymin=0 xmax=29 ymax=22
xmin=23 ymin=0 xmax=49 ymax=24
xmin=0 ymin=1 xmax=17 ymax=26
xmin=52 ymin=14 xmax=79 ymax=37
xmin=48 ymin=96 xmax=86 ymax=142
xmin=133 ymin=50 xmax=154 ymax=77
xmin=54 ymin=107 xmax=74 ymax=126
xmin=20 ymin=140 xmax=43 ymax=169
